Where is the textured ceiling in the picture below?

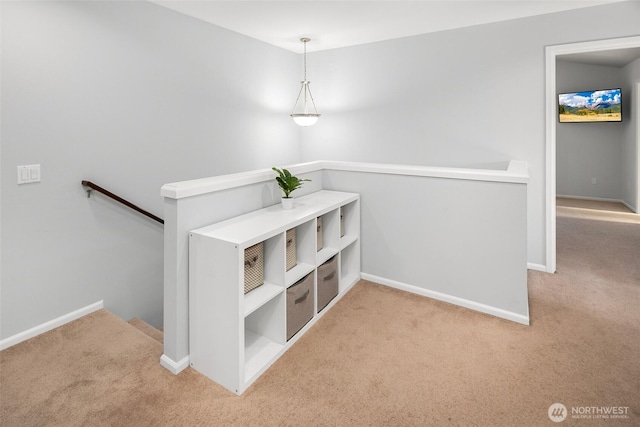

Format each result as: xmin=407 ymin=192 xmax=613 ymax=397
xmin=150 ymin=1 xmax=628 ymax=53
xmin=559 ymin=47 xmax=640 ymax=68
xmin=149 ymin=1 xmax=639 ymax=67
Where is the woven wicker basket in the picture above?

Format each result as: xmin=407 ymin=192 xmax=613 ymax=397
xmin=244 ymin=242 xmax=264 ymax=294
xmin=317 ymin=216 xmax=323 ymax=251
xmin=286 ymin=228 xmax=297 ymax=271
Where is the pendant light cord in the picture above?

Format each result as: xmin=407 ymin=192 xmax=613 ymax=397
xmin=303 ymin=38 xmax=307 ymax=82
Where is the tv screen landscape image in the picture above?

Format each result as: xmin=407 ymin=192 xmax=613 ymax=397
xmin=558 ymin=88 xmax=622 ymax=123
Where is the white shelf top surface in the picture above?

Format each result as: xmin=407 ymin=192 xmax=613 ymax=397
xmin=192 ymin=190 xmax=359 ymax=246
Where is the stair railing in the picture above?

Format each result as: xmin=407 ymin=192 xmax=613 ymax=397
xmin=81 ymin=180 xmax=164 ymax=225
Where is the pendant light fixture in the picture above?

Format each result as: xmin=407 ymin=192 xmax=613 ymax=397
xmin=290 ymin=37 xmax=321 ymax=126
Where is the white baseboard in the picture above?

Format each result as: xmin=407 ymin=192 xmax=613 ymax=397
xmin=361 ymin=273 xmax=530 ymax=326
xmin=621 ymin=200 xmax=637 ymax=213
xmin=0 ymin=301 xmax=104 ymax=351
xmin=160 ymin=354 xmax=190 ymax=374
xmin=557 ymin=194 xmax=638 ymax=214
xmin=557 ymin=194 xmax=621 ymax=203
xmin=527 ymin=262 xmax=548 ymax=272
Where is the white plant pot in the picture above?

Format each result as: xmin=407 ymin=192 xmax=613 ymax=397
xmin=281 ymin=197 xmax=294 ymax=210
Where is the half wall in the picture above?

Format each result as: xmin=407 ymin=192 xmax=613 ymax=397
xmin=161 ymin=160 xmax=529 ymax=373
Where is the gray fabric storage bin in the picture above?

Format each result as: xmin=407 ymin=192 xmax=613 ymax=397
xmin=286 ymin=272 xmax=314 ymax=341
xmin=317 ymin=256 xmax=338 ymax=312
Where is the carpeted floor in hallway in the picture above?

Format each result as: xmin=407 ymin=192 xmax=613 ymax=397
xmin=1 ymin=206 xmax=638 ymax=426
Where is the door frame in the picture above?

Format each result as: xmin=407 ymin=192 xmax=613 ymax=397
xmin=636 ymin=80 xmax=640 ymax=213
xmin=544 ymin=35 xmax=640 ymax=273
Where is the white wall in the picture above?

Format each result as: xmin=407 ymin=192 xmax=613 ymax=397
xmin=300 ymin=1 xmax=640 ymax=267
xmin=621 ymin=57 xmax=640 ymax=211
xmin=0 ymin=1 xmax=300 ymax=339
xmin=556 ymin=60 xmax=625 ymax=200
xmin=322 ymin=169 xmax=528 ymax=319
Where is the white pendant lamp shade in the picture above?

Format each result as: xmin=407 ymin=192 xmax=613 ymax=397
xmin=291 ymin=38 xmax=320 ymax=126
xmin=291 ymin=112 xmax=319 ymax=126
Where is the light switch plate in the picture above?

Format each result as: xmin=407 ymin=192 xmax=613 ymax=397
xmin=29 ymin=164 xmax=41 ymax=182
xmin=17 ymin=164 xmax=41 ymax=184
xmin=17 ymin=166 xmax=28 ymax=184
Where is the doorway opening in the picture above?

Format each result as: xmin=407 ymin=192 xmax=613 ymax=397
xmin=545 ymin=35 xmax=640 ymax=273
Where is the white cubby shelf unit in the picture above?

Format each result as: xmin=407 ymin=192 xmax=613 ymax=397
xmin=188 ymin=190 xmax=360 ymax=395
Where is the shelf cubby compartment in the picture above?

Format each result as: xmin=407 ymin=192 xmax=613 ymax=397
xmin=244 ymin=232 xmax=285 ymax=316
xmin=339 ymin=239 xmax=360 ymax=293
xmin=244 ymin=283 xmax=282 ymax=317
xmin=244 ymin=293 xmax=285 ymax=384
xmin=285 ymin=220 xmax=316 ymax=288
xmin=317 ymin=209 xmax=340 ymax=266
xmin=339 ymin=200 xmax=360 ymax=250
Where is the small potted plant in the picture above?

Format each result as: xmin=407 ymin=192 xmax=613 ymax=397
xmin=272 ymin=167 xmax=310 ymax=209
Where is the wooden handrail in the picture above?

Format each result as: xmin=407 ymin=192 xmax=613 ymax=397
xmin=82 ymin=180 xmax=164 ymax=225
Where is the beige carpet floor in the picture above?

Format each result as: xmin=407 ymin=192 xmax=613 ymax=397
xmin=556 ymin=197 xmax=640 ymax=225
xmin=1 ymin=210 xmax=638 ymax=426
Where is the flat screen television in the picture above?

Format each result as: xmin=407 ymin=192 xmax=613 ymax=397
xmin=558 ymin=88 xmax=621 ymax=123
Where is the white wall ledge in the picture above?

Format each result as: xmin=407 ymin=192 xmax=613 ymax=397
xmin=161 ymin=160 xmax=529 ymax=200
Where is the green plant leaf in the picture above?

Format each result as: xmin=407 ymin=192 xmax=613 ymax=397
xmin=272 ymin=166 xmax=310 ymax=198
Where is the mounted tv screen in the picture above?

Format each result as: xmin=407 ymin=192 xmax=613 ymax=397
xmin=558 ymin=88 xmax=621 ymax=123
